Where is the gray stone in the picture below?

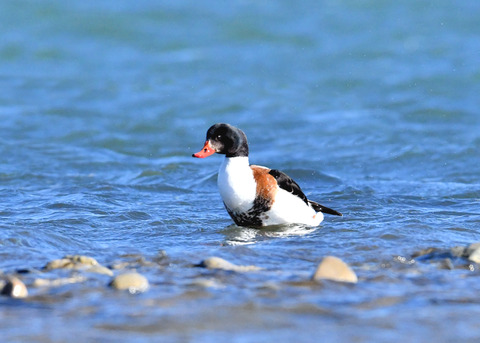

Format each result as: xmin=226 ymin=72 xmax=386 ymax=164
xmin=109 ymin=273 xmax=149 ymax=293
xmin=439 ymin=258 xmax=454 ymax=270
xmin=197 ymin=257 xmax=261 ymax=272
xmin=1 ymin=277 xmax=28 ymax=298
xmin=312 ymin=256 xmax=358 ymax=284
xmin=450 ymin=246 xmax=467 ymax=258
xmin=411 ymin=247 xmax=439 ymax=259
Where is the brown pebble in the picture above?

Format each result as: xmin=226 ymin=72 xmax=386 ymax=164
xmin=312 ymin=256 xmax=358 ymax=284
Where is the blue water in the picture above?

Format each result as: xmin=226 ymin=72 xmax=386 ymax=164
xmin=1 ymin=0 xmax=480 ymax=342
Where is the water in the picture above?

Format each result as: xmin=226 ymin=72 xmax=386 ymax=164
xmin=1 ymin=0 xmax=480 ymax=341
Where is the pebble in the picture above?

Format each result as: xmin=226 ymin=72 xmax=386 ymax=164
xmin=466 ymin=242 xmax=480 ymax=263
xmin=109 ymin=273 xmax=149 ymax=294
xmin=312 ymin=256 xmax=358 ymax=284
xmin=411 ymin=247 xmax=439 ymax=259
xmin=197 ymin=257 xmax=261 ymax=272
xmin=44 ymin=258 xmax=76 ymax=270
xmin=43 ymin=255 xmax=112 ymax=276
xmin=450 ymin=246 xmax=467 ymax=258
xmin=1 ymin=277 xmax=28 ymax=298
xmin=85 ymin=265 xmax=114 ymax=276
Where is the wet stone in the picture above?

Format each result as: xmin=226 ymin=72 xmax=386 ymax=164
xmin=83 ymin=265 xmax=113 ymax=276
xmin=64 ymin=255 xmax=98 ymax=266
xmin=439 ymin=258 xmax=455 ymax=270
xmin=411 ymin=247 xmax=441 ymax=259
xmin=43 ymin=255 xmax=112 ymax=275
xmin=312 ymin=256 xmax=358 ymax=284
xmin=109 ymin=273 xmax=149 ymax=294
xmin=1 ymin=277 xmax=28 ymax=298
xmin=44 ymin=258 xmax=75 ymax=270
xmin=450 ymin=246 xmax=467 ymax=258
xmin=196 ymin=257 xmax=261 ymax=272
xmin=109 ymin=253 xmax=165 ymax=270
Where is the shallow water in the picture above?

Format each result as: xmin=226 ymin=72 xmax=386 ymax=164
xmin=1 ymin=0 xmax=480 ymax=342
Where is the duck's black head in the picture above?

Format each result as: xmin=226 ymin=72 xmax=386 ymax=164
xmin=192 ymin=123 xmax=249 ymax=158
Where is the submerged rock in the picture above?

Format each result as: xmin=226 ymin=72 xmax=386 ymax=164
xmin=109 ymin=252 xmax=166 ymax=270
xmin=312 ymin=256 xmax=358 ymax=284
xmin=109 ymin=273 xmax=149 ymax=294
xmin=196 ymin=257 xmax=261 ymax=272
xmin=86 ymin=265 xmax=114 ymax=276
xmin=411 ymin=243 xmax=480 ymax=269
xmin=411 ymin=247 xmax=441 ymax=259
xmin=43 ymin=255 xmax=113 ymax=276
xmin=65 ymin=255 xmax=98 ymax=266
xmin=43 ymin=258 xmax=76 ymax=270
xmin=1 ymin=277 xmax=28 ymax=298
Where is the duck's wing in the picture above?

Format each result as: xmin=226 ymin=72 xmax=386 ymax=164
xmin=268 ymin=169 xmax=309 ymax=205
xmin=268 ymin=169 xmax=342 ymax=216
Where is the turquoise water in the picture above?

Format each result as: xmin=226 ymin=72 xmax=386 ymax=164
xmin=1 ymin=1 xmax=480 ymax=341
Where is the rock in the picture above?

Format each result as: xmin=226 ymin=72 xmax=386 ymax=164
xmin=109 ymin=273 xmax=149 ymax=294
xmin=450 ymin=246 xmax=467 ymax=258
xmin=109 ymin=261 xmax=131 ymax=270
xmin=196 ymin=257 xmax=261 ymax=272
xmin=108 ymin=254 xmax=157 ymax=270
xmin=44 ymin=255 xmax=99 ymax=270
xmin=439 ymin=258 xmax=454 ymax=270
xmin=64 ymin=255 xmax=98 ymax=266
xmin=44 ymin=258 xmax=76 ymax=270
xmin=43 ymin=255 xmax=112 ymax=275
xmin=466 ymin=243 xmax=480 ymax=263
xmin=1 ymin=277 xmax=28 ymax=298
xmin=312 ymin=256 xmax=358 ymax=284
xmin=85 ymin=265 xmax=114 ymax=276
xmin=411 ymin=247 xmax=440 ymax=259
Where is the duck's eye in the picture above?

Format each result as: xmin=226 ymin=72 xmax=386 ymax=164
xmin=216 ymin=134 xmax=222 ymax=139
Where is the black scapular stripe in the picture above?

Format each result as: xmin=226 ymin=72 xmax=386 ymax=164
xmin=268 ymin=169 xmax=309 ymax=205
xmin=269 ymin=169 xmax=342 ymax=216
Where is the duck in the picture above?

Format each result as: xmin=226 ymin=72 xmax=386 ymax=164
xmin=192 ymin=123 xmax=342 ymax=227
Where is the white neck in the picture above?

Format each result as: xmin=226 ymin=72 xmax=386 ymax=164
xmin=217 ymin=157 xmax=256 ymax=212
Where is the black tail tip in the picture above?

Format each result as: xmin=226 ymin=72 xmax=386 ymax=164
xmin=322 ymin=207 xmax=343 ymax=216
